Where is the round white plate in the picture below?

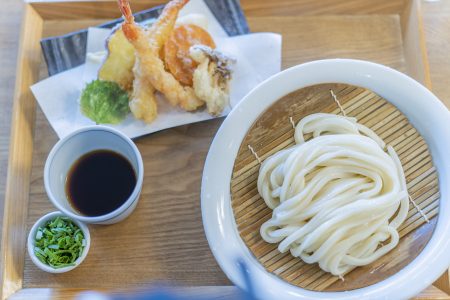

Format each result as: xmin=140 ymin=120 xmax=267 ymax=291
xmin=201 ymin=59 xmax=450 ymax=299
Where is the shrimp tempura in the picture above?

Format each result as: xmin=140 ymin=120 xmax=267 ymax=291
xmin=118 ymin=0 xmax=205 ymax=111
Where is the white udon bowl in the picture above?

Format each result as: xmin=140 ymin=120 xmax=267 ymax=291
xmin=44 ymin=125 xmax=144 ymax=224
xmin=201 ymin=59 xmax=450 ymax=299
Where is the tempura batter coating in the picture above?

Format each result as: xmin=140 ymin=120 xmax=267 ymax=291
xmin=190 ymin=45 xmax=235 ymax=115
xmin=118 ymin=0 xmax=205 ymax=111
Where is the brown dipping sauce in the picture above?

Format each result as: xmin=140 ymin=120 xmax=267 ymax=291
xmin=66 ymin=150 xmax=136 ymax=217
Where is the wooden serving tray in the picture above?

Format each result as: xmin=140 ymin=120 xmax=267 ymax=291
xmin=2 ymin=0 xmax=449 ymax=299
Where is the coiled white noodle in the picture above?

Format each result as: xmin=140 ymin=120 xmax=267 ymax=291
xmin=258 ymin=113 xmax=409 ymax=276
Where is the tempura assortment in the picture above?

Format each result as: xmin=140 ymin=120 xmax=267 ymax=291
xmin=82 ymin=0 xmax=235 ymax=125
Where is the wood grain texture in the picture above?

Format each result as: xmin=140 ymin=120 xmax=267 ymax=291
xmin=0 ymin=0 xmax=449 ymax=299
xmin=435 ymin=270 xmax=450 ymax=297
xmin=29 ymin=0 xmax=166 ymax=20
xmin=29 ymin=0 xmax=408 ymax=21
xmin=414 ymin=285 xmax=450 ymax=300
xmin=240 ymin=0 xmax=408 ymax=16
xmin=231 ymin=83 xmax=439 ymax=291
xmin=0 ymin=0 xmax=24 ymax=253
xmin=401 ymin=0 xmax=432 ymax=88
xmin=423 ymin=1 xmax=450 ymax=109
xmin=0 ymin=5 xmax=43 ymax=300
xmin=247 ymin=15 xmax=405 ymax=71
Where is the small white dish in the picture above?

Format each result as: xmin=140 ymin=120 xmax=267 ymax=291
xmin=44 ymin=125 xmax=144 ymax=224
xmin=27 ymin=211 xmax=91 ymax=273
xmin=201 ymin=59 xmax=450 ymax=299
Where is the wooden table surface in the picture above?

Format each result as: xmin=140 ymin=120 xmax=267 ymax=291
xmin=0 ymin=0 xmax=449 ymax=297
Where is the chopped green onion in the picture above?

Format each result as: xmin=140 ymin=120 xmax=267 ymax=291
xmin=34 ymin=216 xmax=86 ymax=268
xmin=35 ymin=230 xmax=43 ymax=240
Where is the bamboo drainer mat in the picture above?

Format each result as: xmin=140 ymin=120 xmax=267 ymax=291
xmin=230 ymin=83 xmax=439 ymax=291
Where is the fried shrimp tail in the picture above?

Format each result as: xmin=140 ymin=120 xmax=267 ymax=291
xmin=129 ymin=58 xmax=158 ymax=123
xmin=116 ymin=0 xmax=157 ymax=123
xmin=118 ymin=0 xmax=137 ymax=40
xmin=117 ymin=0 xmax=205 ymax=111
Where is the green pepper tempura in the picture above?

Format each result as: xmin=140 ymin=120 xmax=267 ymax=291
xmin=34 ymin=216 xmax=86 ymax=268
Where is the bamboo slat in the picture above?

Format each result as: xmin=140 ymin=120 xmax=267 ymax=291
xmin=231 ymin=83 xmax=439 ymax=291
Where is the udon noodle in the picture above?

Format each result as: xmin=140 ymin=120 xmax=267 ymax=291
xmin=258 ymin=113 xmax=409 ymax=276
